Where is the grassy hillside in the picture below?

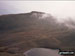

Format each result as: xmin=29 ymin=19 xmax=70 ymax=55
xmin=0 ymin=11 xmax=75 ymax=56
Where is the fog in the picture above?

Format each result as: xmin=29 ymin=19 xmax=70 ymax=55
xmin=0 ymin=1 xmax=75 ymax=19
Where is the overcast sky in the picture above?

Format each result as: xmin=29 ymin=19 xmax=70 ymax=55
xmin=0 ymin=1 xmax=75 ymax=19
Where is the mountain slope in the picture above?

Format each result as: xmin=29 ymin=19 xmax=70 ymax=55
xmin=0 ymin=11 xmax=75 ymax=56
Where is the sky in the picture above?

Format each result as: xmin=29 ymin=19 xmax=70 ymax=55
xmin=0 ymin=1 xmax=75 ymax=19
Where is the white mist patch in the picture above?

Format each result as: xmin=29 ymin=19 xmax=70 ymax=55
xmin=64 ymin=18 xmax=75 ymax=29
xmin=56 ymin=18 xmax=67 ymax=23
xmin=30 ymin=12 xmax=51 ymax=19
xmin=66 ymin=24 xmax=75 ymax=29
xmin=39 ymin=14 xmax=50 ymax=19
xmin=56 ymin=17 xmax=75 ymax=29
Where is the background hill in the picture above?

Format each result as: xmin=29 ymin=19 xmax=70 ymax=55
xmin=0 ymin=11 xmax=75 ymax=56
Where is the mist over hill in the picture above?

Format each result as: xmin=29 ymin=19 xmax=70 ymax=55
xmin=0 ymin=11 xmax=75 ymax=56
